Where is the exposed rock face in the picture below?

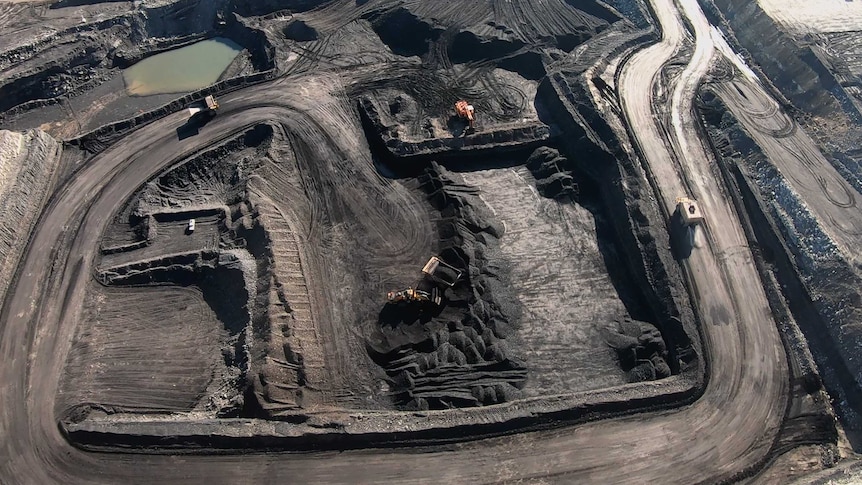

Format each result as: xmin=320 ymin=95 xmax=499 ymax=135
xmin=0 ymin=129 xmax=62 ymax=304
xmin=229 ymin=0 xmax=330 ymax=17
xmin=535 ymin=32 xmax=700 ymax=377
xmin=361 ymin=0 xmax=618 ymax=70
xmin=700 ymin=92 xmax=862 ymax=433
xmin=359 ymin=95 xmax=549 ymax=160
xmin=704 ymin=0 xmax=856 ymax=121
xmin=283 ymin=20 xmax=318 ymax=42
xmin=0 ymin=0 xmax=274 ymax=119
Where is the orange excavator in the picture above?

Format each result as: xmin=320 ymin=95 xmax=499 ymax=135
xmin=455 ymin=100 xmax=475 ymax=130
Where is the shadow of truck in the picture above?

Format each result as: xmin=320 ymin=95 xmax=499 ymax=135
xmin=176 ymin=110 xmax=216 ymax=140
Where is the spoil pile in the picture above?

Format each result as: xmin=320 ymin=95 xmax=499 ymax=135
xmin=525 ymin=146 xmax=578 ymax=199
xmin=605 ymin=317 xmax=672 ymax=382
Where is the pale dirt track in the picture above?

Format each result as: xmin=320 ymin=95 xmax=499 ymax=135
xmin=714 ymin=78 xmax=862 ymax=267
xmin=0 ymin=0 xmax=793 ymax=483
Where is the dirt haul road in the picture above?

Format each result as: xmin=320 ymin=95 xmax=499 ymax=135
xmin=0 ymin=2 xmax=790 ymax=485
xmin=715 ymin=77 xmax=862 ymax=265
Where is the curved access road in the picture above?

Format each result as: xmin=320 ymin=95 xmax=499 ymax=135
xmin=0 ymin=0 xmax=791 ymax=483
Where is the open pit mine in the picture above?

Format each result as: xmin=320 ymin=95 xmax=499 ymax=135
xmin=2 ymin=0 xmax=862 ymax=483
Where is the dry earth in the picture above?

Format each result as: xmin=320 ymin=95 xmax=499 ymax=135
xmin=0 ymin=0 xmax=860 ymax=483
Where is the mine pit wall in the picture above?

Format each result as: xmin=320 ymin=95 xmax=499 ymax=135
xmin=357 ymin=96 xmax=550 ymax=160
xmin=361 ymin=42 xmax=702 ymax=390
xmin=66 ymin=59 xmax=272 ymax=155
xmin=699 ymin=0 xmax=862 ymax=162
xmin=697 ymin=97 xmax=841 ymax=464
xmin=230 ymin=199 xmax=320 ymax=417
xmin=245 ymin=203 xmax=309 ymax=415
xmin=63 ymin=372 xmax=699 ymax=452
xmin=229 ymin=0 xmax=331 ymax=17
xmin=97 ymin=251 xmax=218 ymax=285
xmin=91 ymin=248 xmax=255 ymax=396
xmin=569 ymin=19 xmax=656 ymax=80
xmin=357 ymin=31 xmax=702 ymax=385
xmin=0 ymin=0 xmax=276 ymax=129
xmin=374 ymin=163 xmax=529 ymax=410
xmin=0 ymin=130 xmax=63 ymax=312
xmin=716 ymin=151 xmax=840 ymax=458
xmin=699 ymin=92 xmax=853 ymax=443
xmin=110 ymin=0 xmax=225 ymax=68
xmin=99 ymin=212 xmax=154 ymax=255
xmin=537 ymin=71 xmax=700 ymax=379
xmin=602 ymin=0 xmax=651 ymax=29
xmin=698 ymin=0 xmax=848 ymax=116
xmin=92 ymin=124 xmax=287 ymax=419
xmin=0 ymin=45 xmax=105 ymax=114
xmin=151 ymin=208 xmax=226 ymax=223
xmin=58 ymin=169 xmax=706 ymax=449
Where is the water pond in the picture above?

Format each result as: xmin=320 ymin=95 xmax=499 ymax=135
xmin=123 ymin=37 xmax=242 ymax=96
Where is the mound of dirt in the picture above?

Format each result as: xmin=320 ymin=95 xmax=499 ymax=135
xmin=362 ymin=7 xmax=444 ymax=58
xmin=359 ymin=94 xmax=548 ymax=159
xmin=526 ymin=146 xmax=578 ymax=199
xmin=604 ymin=317 xmax=672 ymax=382
xmin=363 ymin=0 xmax=618 ymax=61
xmin=230 ymin=0 xmax=330 ymax=17
xmin=350 ymin=0 xmax=620 ymax=94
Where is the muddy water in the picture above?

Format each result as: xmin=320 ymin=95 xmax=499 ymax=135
xmin=123 ymin=37 xmax=242 ymax=96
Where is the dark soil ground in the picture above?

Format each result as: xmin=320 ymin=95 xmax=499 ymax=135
xmin=59 ymin=284 xmax=241 ymax=418
xmin=43 ymin=0 xmax=692 ymax=421
xmin=3 ymin=0 xmax=858 ymax=483
xmin=11 ymin=0 xmax=699 ymax=456
xmin=61 ymin=109 xmax=676 ymax=419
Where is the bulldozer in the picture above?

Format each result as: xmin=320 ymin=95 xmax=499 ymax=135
xmin=387 ymin=287 xmax=442 ymax=306
xmin=454 ymin=100 xmax=475 ymax=130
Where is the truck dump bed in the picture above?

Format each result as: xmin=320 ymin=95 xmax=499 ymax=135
xmin=422 ymin=256 xmax=462 ymax=287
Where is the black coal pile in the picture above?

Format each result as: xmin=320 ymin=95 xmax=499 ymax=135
xmin=526 ymin=146 xmax=578 ymax=199
xmin=368 ymin=162 xmax=527 ymax=411
xmin=604 ymin=317 xmax=672 ymax=382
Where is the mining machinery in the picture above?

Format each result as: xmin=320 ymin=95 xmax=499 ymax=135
xmin=387 ymin=287 xmax=442 ymax=306
xmin=386 ymin=256 xmax=463 ymax=307
xmin=454 ymin=100 xmax=475 ymax=130
xmin=422 ymin=256 xmax=462 ymax=287
xmin=676 ymin=197 xmax=704 ymax=226
xmin=188 ymin=95 xmax=219 ymax=120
